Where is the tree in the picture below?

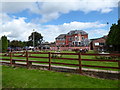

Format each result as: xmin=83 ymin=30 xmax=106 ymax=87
xmin=9 ymin=40 xmax=25 ymax=48
xmin=28 ymin=31 xmax=43 ymax=47
xmin=0 ymin=39 xmax=2 ymax=52
xmin=26 ymin=41 xmax=33 ymax=46
xmin=0 ymin=36 xmax=8 ymax=52
xmin=106 ymin=19 xmax=120 ymax=52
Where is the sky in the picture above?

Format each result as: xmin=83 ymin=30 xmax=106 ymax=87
xmin=0 ymin=0 xmax=120 ymax=42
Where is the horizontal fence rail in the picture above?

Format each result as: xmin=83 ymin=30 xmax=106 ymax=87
xmin=82 ymin=59 xmax=119 ymax=62
xmin=0 ymin=51 xmax=120 ymax=74
xmin=81 ymin=53 xmax=120 ymax=56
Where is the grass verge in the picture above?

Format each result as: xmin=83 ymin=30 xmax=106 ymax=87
xmin=2 ymin=65 xmax=119 ymax=88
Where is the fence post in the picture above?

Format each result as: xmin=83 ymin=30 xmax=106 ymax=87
xmin=118 ymin=61 xmax=120 ymax=83
xmin=10 ymin=51 xmax=12 ymax=65
xmin=26 ymin=50 xmax=29 ymax=68
xmin=118 ymin=61 xmax=120 ymax=71
xmin=78 ymin=53 xmax=82 ymax=74
xmin=12 ymin=60 xmax=16 ymax=67
xmin=48 ymin=52 xmax=51 ymax=70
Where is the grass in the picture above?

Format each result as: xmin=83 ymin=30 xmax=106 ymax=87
xmin=2 ymin=65 xmax=119 ymax=88
xmin=1 ymin=50 xmax=120 ymax=71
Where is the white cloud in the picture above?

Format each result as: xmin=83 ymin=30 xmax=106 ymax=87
xmin=1 ymin=17 xmax=40 ymax=41
xmin=1 ymin=16 xmax=108 ymax=42
xmin=1 ymin=2 xmax=40 ymax=14
xmin=41 ymin=25 xmax=60 ymax=42
xmin=42 ymin=21 xmax=107 ymax=41
xmin=1 ymin=0 xmax=115 ymax=42
xmin=1 ymin=0 xmax=119 ymax=23
xmin=87 ymin=29 xmax=108 ymax=39
xmin=0 ymin=13 xmax=11 ymax=24
xmin=60 ymin=21 xmax=106 ymax=30
xmin=38 ymin=0 xmax=119 ymax=23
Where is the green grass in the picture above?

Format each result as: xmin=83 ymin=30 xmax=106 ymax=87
xmin=2 ymin=65 xmax=119 ymax=88
xmin=1 ymin=50 xmax=120 ymax=71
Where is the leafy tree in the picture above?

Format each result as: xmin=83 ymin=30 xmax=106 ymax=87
xmin=9 ymin=40 xmax=25 ymax=48
xmin=106 ymin=19 xmax=120 ymax=52
xmin=0 ymin=36 xmax=8 ymax=52
xmin=28 ymin=31 xmax=43 ymax=47
xmin=26 ymin=41 xmax=33 ymax=46
xmin=8 ymin=40 xmax=10 ymax=47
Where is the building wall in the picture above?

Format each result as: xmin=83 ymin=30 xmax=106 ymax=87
xmin=56 ymin=34 xmax=88 ymax=46
xmin=56 ymin=40 xmax=66 ymax=46
xmin=55 ymin=29 xmax=89 ymax=47
xmin=81 ymin=35 xmax=88 ymax=39
xmin=66 ymin=34 xmax=88 ymax=46
xmin=50 ymin=46 xmax=90 ymax=51
xmin=92 ymin=38 xmax=106 ymax=51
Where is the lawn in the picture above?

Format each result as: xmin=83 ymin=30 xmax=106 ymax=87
xmin=0 ymin=50 xmax=120 ymax=71
xmin=2 ymin=65 xmax=119 ymax=88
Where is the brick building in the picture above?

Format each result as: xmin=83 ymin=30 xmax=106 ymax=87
xmin=55 ymin=30 xmax=89 ymax=47
xmin=90 ymin=36 xmax=107 ymax=51
xmin=56 ymin=34 xmax=66 ymax=46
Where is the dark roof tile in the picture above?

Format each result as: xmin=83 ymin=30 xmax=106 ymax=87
xmin=56 ymin=34 xmax=66 ymax=39
xmin=67 ymin=30 xmax=88 ymax=35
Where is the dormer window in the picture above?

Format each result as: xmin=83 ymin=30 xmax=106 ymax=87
xmin=75 ymin=31 xmax=77 ymax=34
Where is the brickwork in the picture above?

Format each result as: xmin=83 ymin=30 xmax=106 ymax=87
xmin=56 ymin=30 xmax=88 ymax=47
xmin=50 ymin=46 xmax=90 ymax=51
xmin=90 ymin=36 xmax=107 ymax=51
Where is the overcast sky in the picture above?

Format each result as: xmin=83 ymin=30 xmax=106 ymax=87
xmin=0 ymin=0 xmax=119 ymax=42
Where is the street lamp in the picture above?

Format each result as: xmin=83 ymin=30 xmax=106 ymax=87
xmin=33 ymin=29 xmax=35 ymax=48
xmin=107 ymin=22 xmax=109 ymax=31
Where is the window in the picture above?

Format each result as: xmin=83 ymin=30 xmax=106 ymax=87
xmin=95 ymin=43 xmax=99 ymax=46
xmin=74 ymin=36 xmax=78 ymax=41
xmin=69 ymin=37 xmax=72 ymax=41
xmin=99 ymin=43 xmax=105 ymax=45
xmin=62 ymin=38 xmax=65 ymax=41
xmin=71 ymin=37 xmax=73 ymax=41
xmin=56 ymin=38 xmax=59 ymax=40
xmin=68 ymin=33 xmax=71 ymax=35
xmin=82 ymin=36 xmax=84 ymax=40
xmin=60 ymin=43 xmax=65 ymax=45
xmin=75 ymin=31 xmax=77 ymax=34
xmin=60 ymin=38 xmax=62 ymax=41
xmin=73 ymin=42 xmax=74 ymax=45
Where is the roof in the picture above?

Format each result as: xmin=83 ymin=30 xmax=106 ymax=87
xmin=56 ymin=34 xmax=66 ymax=39
xmin=67 ymin=30 xmax=88 ymax=35
xmin=90 ymin=35 xmax=107 ymax=41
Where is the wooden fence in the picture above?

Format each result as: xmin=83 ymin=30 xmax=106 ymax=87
xmin=0 ymin=51 xmax=120 ymax=74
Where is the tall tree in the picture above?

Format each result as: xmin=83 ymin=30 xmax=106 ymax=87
xmin=106 ymin=19 xmax=120 ymax=52
xmin=0 ymin=39 xmax=2 ymax=52
xmin=28 ymin=31 xmax=43 ymax=47
xmin=0 ymin=36 xmax=8 ymax=52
